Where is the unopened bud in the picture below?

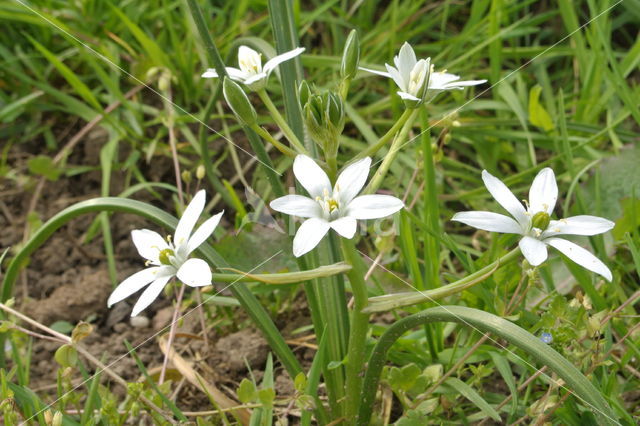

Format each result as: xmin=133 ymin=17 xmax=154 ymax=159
xmin=196 ymin=165 xmax=206 ymax=180
xmin=158 ymin=70 xmax=172 ymax=92
xmin=298 ymin=80 xmax=311 ymax=106
xmin=223 ymin=77 xmax=257 ymax=126
xmin=182 ymin=170 xmax=192 ymax=184
xmin=340 ymin=29 xmax=360 ymax=80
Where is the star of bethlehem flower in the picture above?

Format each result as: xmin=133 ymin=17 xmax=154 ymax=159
xmin=202 ymin=45 xmax=305 ymax=91
xmin=108 ymin=190 xmax=223 ymax=316
xmin=361 ymin=42 xmax=486 ymax=103
xmin=452 ymin=168 xmax=614 ymax=281
xmin=270 ymin=155 xmax=404 ymax=257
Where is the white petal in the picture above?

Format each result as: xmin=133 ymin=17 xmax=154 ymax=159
xmin=201 ymin=69 xmax=219 ymax=78
xmin=176 ymin=258 xmax=213 ymax=287
xmin=293 ymin=155 xmax=332 ymax=199
xmin=186 ymin=211 xmax=224 ymax=255
xmin=131 ymin=274 xmax=173 ymax=317
xmin=335 ymin=157 xmax=371 ymax=205
xmin=263 ymin=47 xmax=305 ymax=74
xmin=175 ymin=190 xmax=206 ymax=248
xmin=244 ymin=72 xmax=268 ymax=86
xmin=108 ymin=267 xmax=166 ymax=307
xmin=482 ymin=170 xmax=528 ymax=227
xmin=225 ymin=67 xmax=249 ymax=81
xmin=546 ymin=238 xmax=612 ymax=281
xmin=359 ymin=67 xmax=391 ymax=78
xmin=542 ymin=215 xmax=615 ymax=238
xmin=346 ymin=195 xmax=404 ymax=219
xmin=131 ymin=229 xmax=168 ymax=263
xmin=518 ymin=236 xmax=548 ymax=266
xmin=428 ymin=72 xmax=460 ymax=89
xmin=238 ymin=46 xmax=262 ymax=73
xmin=330 ymin=217 xmax=357 ymax=239
xmin=293 ymin=218 xmax=330 ymax=257
xmin=397 ymin=91 xmax=420 ymax=101
xmin=385 ymin=63 xmax=406 ymax=91
xmin=451 ymin=211 xmax=523 ymax=234
xmin=270 ymin=195 xmax=321 ymax=218
xmin=529 ymin=168 xmax=557 ymax=215
xmin=397 ymin=42 xmax=417 ymax=78
xmin=442 ymin=79 xmax=487 ymax=89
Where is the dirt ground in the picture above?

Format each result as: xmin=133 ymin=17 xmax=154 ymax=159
xmin=0 ymin=130 xmax=310 ymax=415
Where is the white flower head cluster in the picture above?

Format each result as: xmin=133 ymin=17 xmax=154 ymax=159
xmin=108 ymin=190 xmax=222 ymax=316
xmin=362 ymin=42 xmax=486 ymax=105
xmin=270 ymin=155 xmax=404 ymax=257
xmin=452 ymin=168 xmax=614 ymax=280
xmin=202 ymin=45 xmax=305 ymax=91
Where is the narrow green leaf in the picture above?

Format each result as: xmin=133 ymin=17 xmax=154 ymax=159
xmin=445 ymin=377 xmax=501 ymax=422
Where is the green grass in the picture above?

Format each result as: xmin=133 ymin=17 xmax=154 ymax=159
xmin=0 ymin=0 xmax=638 ymax=424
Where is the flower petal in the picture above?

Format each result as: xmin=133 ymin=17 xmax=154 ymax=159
xmin=518 ymin=236 xmax=548 ymax=266
xmin=542 ymin=215 xmax=615 ymax=238
xmin=243 ymin=72 xmax=268 ymax=86
xmin=335 ymin=157 xmax=371 ymax=205
xmin=482 ymin=170 xmax=528 ymax=228
xmin=397 ymin=91 xmax=420 ymax=101
xmin=263 ymin=47 xmax=305 ymax=74
xmin=131 ymin=273 xmax=173 ymax=317
xmin=201 ymin=69 xmax=219 ymax=78
xmin=108 ymin=266 xmax=170 ymax=307
xmin=293 ymin=155 xmax=332 ymax=199
xmin=451 ymin=211 xmax=523 ymax=234
xmin=359 ymin=67 xmax=391 ymax=78
xmin=330 ymin=216 xmax=357 ymax=239
xmin=175 ymin=190 xmax=206 ymax=248
xmin=385 ymin=63 xmax=406 ymax=91
xmin=442 ymin=79 xmax=487 ymax=89
xmin=396 ymin=42 xmax=417 ymax=80
xmin=428 ymin=72 xmax=461 ymax=89
xmin=270 ymin=195 xmax=321 ymax=218
xmin=225 ymin=67 xmax=249 ymax=81
xmin=346 ymin=195 xmax=404 ymax=219
xmin=529 ymin=168 xmax=557 ymax=215
xmin=293 ymin=218 xmax=330 ymax=257
xmin=176 ymin=258 xmax=213 ymax=287
xmin=131 ymin=229 xmax=168 ymax=264
xmin=546 ymin=238 xmax=612 ymax=281
xmin=186 ymin=211 xmax=224 ymax=255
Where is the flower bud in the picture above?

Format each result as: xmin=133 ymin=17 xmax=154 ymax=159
xmin=196 ymin=165 xmax=206 ymax=180
xmin=223 ymin=77 xmax=257 ymax=126
xmin=182 ymin=170 xmax=192 ymax=184
xmin=340 ymin=29 xmax=360 ymax=80
xmin=298 ymin=80 xmax=311 ymax=106
xmin=302 ymin=90 xmax=345 ymax=154
xmin=531 ymin=211 xmax=551 ymax=231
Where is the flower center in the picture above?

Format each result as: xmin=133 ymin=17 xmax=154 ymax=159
xmin=531 ymin=211 xmax=550 ymax=232
xmin=316 ymin=188 xmax=341 ymax=219
xmin=158 ymin=248 xmax=176 ymax=266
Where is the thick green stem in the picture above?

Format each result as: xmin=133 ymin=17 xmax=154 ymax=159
xmin=341 ymin=238 xmax=370 ymax=422
xmin=365 ymin=109 xmax=419 ymax=194
xmin=250 ymin=124 xmax=298 ymax=157
xmin=257 ymin=90 xmax=308 ymax=155
xmin=357 ymin=306 xmax=618 ymax=426
xmin=356 ymin=108 xmax=414 ymax=160
xmin=364 ymin=248 xmax=521 ymax=313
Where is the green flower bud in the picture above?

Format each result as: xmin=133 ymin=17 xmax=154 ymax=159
xmin=302 ymin=89 xmax=344 ymax=154
xmin=531 ymin=211 xmax=551 ymax=230
xmin=340 ymin=29 xmax=360 ymax=80
xmin=196 ymin=164 xmax=206 ymax=180
xmin=181 ymin=170 xmax=192 ymax=184
xmin=298 ymin=80 xmax=311 ymax=106
xmin=223 ymin=77 xmax=257 ymax=126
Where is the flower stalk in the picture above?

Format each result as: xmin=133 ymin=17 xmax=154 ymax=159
xmin=257 ymin=89 xmax=308 ymax=155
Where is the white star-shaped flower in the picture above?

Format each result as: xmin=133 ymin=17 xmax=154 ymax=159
xmin=270 ymin=155 xmax=404 ymax=257
xmin=202 ymin=45 xmax=305 ymax=91
xmin=108 ymin=190 xmax=223 ymax=316
xmin=452 ymin=168 xmax=614 ymax=281
xmin=362 ymin=42 xmax=486 ymax=102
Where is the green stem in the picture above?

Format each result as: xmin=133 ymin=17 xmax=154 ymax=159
xmin=356 ymin=108 xmax=414 ymax=160
xmin=244 ymin=125 xmax=286 ymax=198
xmin=364 ymin=248 xmax=521 ymax=313
xmin=250 ymin=124 xmax=298 ymax=157
xmin=257 ymin=90 xmax=308 ymax=155
xmin=341 ymin=238 xmax=370 ymax=422
xmin=365 ymin=109 xmax=419 ymax=194
xmin=357 ymin=306 xmax=618 ymax=426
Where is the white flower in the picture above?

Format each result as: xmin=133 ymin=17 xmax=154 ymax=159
xmin=452 ymin=168 xmax=614 ymax=281
xmin=270 ymin=155 xmax=404 ymax=257
xmin=108 ymin=190 xmax=223 ymax=316
xmin=202 ymin=45 xmax=305 ymax=91
xmin=362 ymin=42 xmax=486 ymax=102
